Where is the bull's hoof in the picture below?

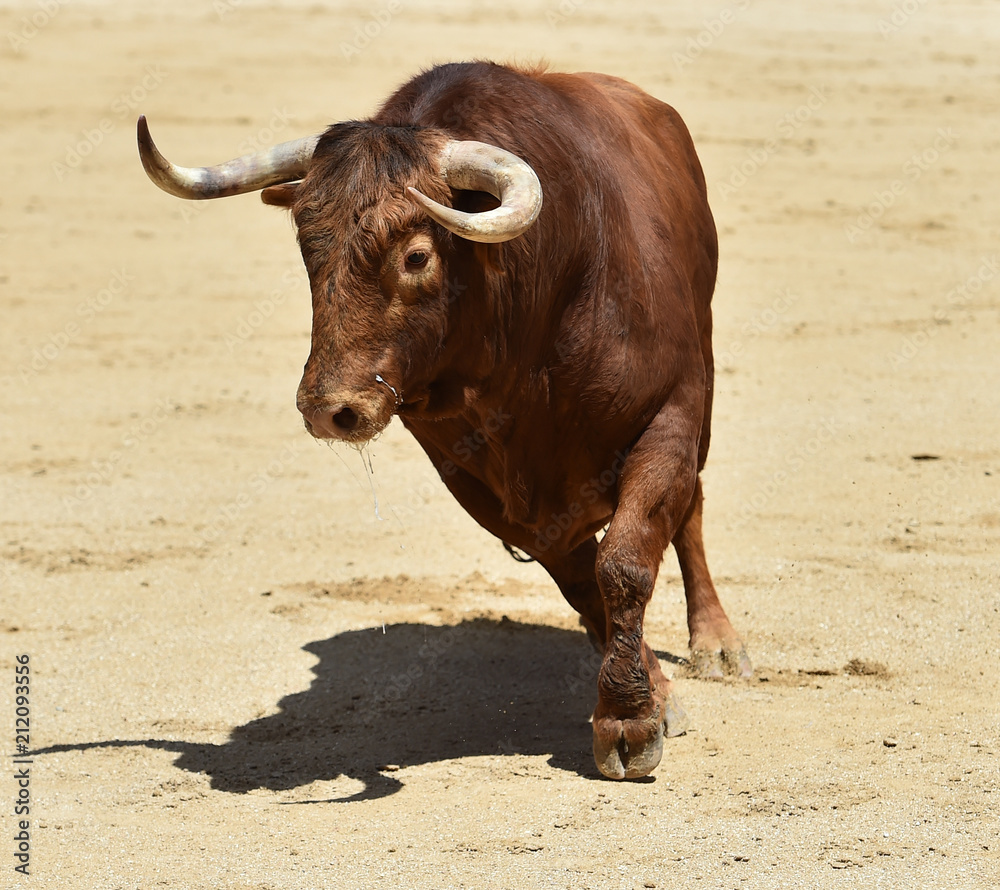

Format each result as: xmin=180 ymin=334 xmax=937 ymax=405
xmin=690 ymin=645 xmax=753 ymax=680
xmin=723 ymin=645 xmax=753 ymax=678
xmin=593 ymin=712 xmax=664 ymax=780
xmin=592 ymin=692 xmax=688 ymax=779
xmin=662 ymin=688 xmax=690 ymax=737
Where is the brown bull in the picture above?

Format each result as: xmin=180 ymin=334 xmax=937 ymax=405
xmin=138 ymin=61 xmax=751 ymax=780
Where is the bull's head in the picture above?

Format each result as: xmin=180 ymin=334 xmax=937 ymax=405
xmin=137 ymin=116 xmax=542 ymax=443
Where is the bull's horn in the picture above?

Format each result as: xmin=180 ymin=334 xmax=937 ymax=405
xmin=137 ymin=115 xmax=320 ymax=200
xmin=406 ymin=140 xmax=543 ymax=243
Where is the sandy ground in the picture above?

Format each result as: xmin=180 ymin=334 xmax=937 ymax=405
xmin=2 ymin=1 xmax=999 ymax=887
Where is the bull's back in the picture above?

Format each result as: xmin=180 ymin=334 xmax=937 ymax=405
xmin=535 ymin=69 xmax=718 ymax=467
xmin=545 ymin=70 xmax=718 ymax=313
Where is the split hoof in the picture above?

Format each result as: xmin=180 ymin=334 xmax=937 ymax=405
xmin=592 ymin=692 xmax=688 ymax=779
xmin=593 ymin=713 xmax=664 ymax=780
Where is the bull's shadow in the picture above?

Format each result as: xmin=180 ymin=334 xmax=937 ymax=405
xmin=38 ymin=618 xmax=684 ymax=800
xmin=187 ymin=618 xmax=606 ymax=799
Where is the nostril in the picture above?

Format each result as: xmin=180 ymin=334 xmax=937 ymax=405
xmin=330 ymin=405 xmax=359 ymax=431
xmin=300 ymin=401 xmax=367 ymax=440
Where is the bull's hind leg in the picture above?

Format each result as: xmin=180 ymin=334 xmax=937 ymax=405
xmin=674 ymin=478 xmax=752 ymax=678
xmin=590 ymin=394 xmax=703 ymax=780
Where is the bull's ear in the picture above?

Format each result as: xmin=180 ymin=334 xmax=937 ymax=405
xmin=261 ymin=182 xmax=300 ymax=207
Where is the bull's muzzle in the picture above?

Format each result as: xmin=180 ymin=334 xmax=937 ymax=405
xmin=297 ymin=387 xmax=395 ymax=444
xmin=301 ymin=403 xmax=362 ymax=439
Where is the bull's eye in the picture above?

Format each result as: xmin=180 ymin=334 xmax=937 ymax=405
xmin=405 ymin=251 xmax=429 ymax=269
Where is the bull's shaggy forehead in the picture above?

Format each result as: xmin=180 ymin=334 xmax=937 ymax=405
xmin=312 ymin=123 xmax=434 ymax=195
xmin=291 ymin=123 xmax=449 ymax=277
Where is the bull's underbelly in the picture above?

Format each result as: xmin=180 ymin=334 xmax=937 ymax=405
xmin=406 ymin=408 xmax=622 ymax=554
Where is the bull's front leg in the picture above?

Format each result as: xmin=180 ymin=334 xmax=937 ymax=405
xmin=592 ymin=390 xmax=703 ymax=780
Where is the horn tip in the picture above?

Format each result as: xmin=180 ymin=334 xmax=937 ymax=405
xmin=405 ymin=186 xmax=432 ymax=209
xmin=136 ymin=115 xmax=155 ymax=157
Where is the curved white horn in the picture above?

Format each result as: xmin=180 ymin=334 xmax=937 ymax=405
xmin=406 ymin=140 xmax=543 ymax=243
xmin=137 ymin=115 xmax=320 ymax=200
